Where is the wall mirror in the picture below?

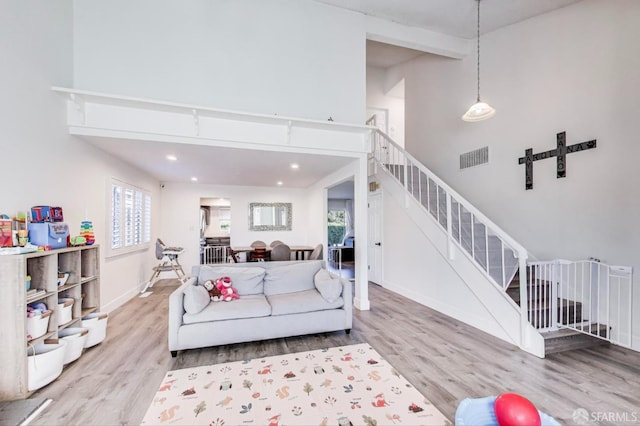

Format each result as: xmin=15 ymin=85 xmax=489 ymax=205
xmin=249 ymin=202 xmax=292 ymax=231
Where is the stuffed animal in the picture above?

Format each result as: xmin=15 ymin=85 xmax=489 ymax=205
xmin=214 ymin=276 xmax=239 ymax=301
xmin=203 ymin=280 xmax=223 ymax=301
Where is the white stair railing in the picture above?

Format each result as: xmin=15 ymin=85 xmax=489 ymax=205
xmin=372 ymin=130 xmax=527 ymax=290
xmin=528 ymin=259 xmax=633 ymax=347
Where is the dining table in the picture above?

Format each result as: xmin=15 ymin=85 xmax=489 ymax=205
xmin=231 ymin=245 xmax=314 ymax=261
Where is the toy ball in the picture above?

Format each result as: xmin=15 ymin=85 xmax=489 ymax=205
xmin=494 ymin=393 xmax=541 ymax=426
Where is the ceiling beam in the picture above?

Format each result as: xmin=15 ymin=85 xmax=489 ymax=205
xmin=366 ymin=15 xmax=471 ymax=60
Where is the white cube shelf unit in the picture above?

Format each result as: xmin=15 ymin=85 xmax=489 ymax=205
xmin=0 ymin=245 xmax=100 ymax=400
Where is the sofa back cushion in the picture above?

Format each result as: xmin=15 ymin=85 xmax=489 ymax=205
xmin=198 ymin=266 xmax=265 ymax=296
xmin=263 ymin=261 xmax=323 ymax=296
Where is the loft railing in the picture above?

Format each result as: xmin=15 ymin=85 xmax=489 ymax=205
xmin=527 ymin=260 xmax=633 ymax=347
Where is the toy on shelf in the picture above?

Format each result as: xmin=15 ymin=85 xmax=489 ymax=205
xmin=80 ymin=221 xmax=95 ymax=245
xmin=70 ymin=236 xmax=87 ymax=246
xmin=0 ymin=214 xmax=12 ymax=247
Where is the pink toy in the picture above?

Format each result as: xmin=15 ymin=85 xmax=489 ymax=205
xmin=214 ymin=276 xmax=239 ymax=302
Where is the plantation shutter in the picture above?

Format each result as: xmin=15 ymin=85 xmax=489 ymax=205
xmin=111 ymin=183 xmax=122 ymax=249
xmin=124 ymin=188 xmax=134 ymax=247
xmin=144 ymin=194 xmax=151 ymax=243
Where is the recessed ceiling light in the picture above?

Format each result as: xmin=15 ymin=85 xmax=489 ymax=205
xmin=191 ymin=177 xmax=198 ymax=182
xmin=277 ymin=181 xmax=283 ymax=186
xmin=290 ymin=163 xmax=299 ymax=169
xmin=166 ymin=155 xmax=177 ymax=161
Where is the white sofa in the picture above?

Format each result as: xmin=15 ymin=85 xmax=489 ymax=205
xmin=168 ymin=260 xmax=352 ymax=356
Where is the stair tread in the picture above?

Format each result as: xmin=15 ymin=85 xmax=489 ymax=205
xmin=542 ymin=323 xmax=607 ymax=339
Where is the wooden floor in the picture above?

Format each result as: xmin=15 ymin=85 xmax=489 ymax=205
xmin=29 ymin=280 xmax=640 ymax=425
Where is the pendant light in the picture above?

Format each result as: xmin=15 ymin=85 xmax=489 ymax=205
xmin=462 ymin=0 xmax=496 ymax=122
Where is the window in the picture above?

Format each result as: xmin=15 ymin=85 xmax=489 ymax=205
xmin=219 ymin=207 xmax=231 ymax=234
xmin=109 ymin=178 xmax=151 ymax=255
xmin=327 ymin=209 xmax=346 ymax=246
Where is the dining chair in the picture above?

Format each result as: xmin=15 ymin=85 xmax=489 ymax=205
xmin=269 ymin=240 xmax=284 ymax=247
xmin=250 ymin=240 xmax=267 ymax=248
xmin=249 ymin=247 xmax=269 ymax=262
xmin=227 ymin=247 xmax=239 ymax=263
xmin=309 ymin=243 xmax=323 ymax=260
xmin=269 ymin=243 xmax=291 ymax=261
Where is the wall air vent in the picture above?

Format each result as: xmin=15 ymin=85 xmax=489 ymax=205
xmin=460 ymin=146 xmax=489 ymax=170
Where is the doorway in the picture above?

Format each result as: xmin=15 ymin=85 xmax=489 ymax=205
xmin=199 ymin=197 xmax=231 ymax=264
xmin=327 ymin=180 xmax=355 ymax=280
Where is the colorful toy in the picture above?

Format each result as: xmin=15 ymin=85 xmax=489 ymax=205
xmin=455 ymin=395 xmax=558 ymax=426
xmin=203 ymin=280 xmax=223 ymax=301
xmin=80 ymin=221 xmax=95 ymax=245
xmin=214 ymin=276 xmax=239 ymax=302
xmin=495 ymin=393 xmax=541 ymax=426
xmin=70 ymin=236 xmax=87 ymax=246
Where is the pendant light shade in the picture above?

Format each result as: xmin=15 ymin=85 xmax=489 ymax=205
xmin=462 ymin=0 xmax=495 ymax=122
xmin=462 ymin=101 xmax=496 ymax=122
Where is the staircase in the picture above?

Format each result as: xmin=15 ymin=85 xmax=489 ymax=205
xmin=371 ymin=129 xmax=633 ymax=357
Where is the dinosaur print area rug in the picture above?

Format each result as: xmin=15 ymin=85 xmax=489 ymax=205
xmin=141 ymin=343 xmax=450 ymax=425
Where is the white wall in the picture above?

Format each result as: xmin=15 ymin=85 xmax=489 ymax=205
xmin=402 ymin=0 xmax=640 ymax=349
xmin=0 ymin=0 xmax=160 ymax=313
xmin=73 ymin=0 xmax=366 ymax=124
xmin=366 ymin=66 xmax=405 ymax=146
xmin=159 ymin=182 xmax=320 ymax=271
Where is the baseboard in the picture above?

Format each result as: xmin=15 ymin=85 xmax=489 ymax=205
xmin=100 ymin=286 xmax=140 ymax=314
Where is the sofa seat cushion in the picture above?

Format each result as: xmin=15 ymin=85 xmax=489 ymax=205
xmin=267 ymin=289 xmax=344 ymax=316
xmin=198 ymin=266 xmax=265 ymax=295
xmin=183 ymin=294 xmax=271 ymax=325
xmin=263 ymin=262 xmax=323 ymax=296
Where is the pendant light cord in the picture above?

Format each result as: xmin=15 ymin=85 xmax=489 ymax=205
xmin=476 ymin=0 xmax=481 ymax=102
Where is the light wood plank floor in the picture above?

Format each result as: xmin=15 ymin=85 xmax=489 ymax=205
xmin=29 ymin=280 xmax=640 ymax=425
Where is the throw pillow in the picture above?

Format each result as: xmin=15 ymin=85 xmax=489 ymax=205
xmin=313 ymin=269 xmax=342 ymax=303
xmin=183 ymin=283 xmax=211 ymax=314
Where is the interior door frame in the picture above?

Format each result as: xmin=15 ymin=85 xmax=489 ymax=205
xmin=368 ymin=191 xmax=383 ymax=284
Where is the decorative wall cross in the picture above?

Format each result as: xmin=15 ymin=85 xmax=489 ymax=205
xmin=518 ymin=131 xmax=596 ymax=190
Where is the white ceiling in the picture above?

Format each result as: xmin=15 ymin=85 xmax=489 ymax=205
xmin=84 ymin=136 xmax=356 ymax=188
xmin=86 ymin=0 xmax=583 ymax=188
xmin=316 ymin=0 xmax=583 ymax=39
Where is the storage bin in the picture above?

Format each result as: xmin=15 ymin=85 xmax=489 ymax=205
xmin=28 ymin=222 xmax=69 ymax=249
xmin=27 ymin=340 xmax=67 ymax=391
xmin=57 ymin=298 xmax=74 ymax=326
xmin=58 ymin=327 xmax=89 ymax=364
xmin=81 ymin=312 xmax=109 ymax=348
xmin=26 ymin=311 xmax=51 ymax=341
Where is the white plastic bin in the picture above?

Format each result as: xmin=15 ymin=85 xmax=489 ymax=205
xmin=27 ymin=311 xmax=51 ymax=341
xmin=81 ymin=312 xmax=108 ymax=348
xmin=58 ymin=327 xmax=89 ymax=364
xmin=27 ymin=340 xmax=67 ymax=391
xmin=57 ymin=298 xmax=74 ymax=326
